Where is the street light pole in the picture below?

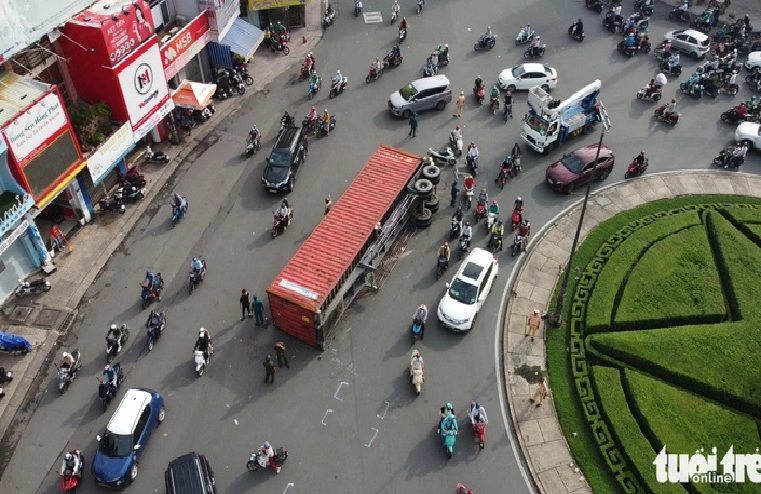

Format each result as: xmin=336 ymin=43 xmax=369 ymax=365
xmin=548 ymin=101 xmax=611 ymax=328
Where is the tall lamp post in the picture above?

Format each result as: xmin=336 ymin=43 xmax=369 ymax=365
xmin=547 ymin=101 xmax=611 ymax=328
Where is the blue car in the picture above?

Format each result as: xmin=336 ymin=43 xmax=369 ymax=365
xmin=92 ymin=388 xmax=165 ymax=487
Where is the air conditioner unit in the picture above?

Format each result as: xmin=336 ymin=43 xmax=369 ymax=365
xmin=169 ymin=27 xmax=180 ymax=36
xmin=175 ymin=15 xmax=187 ymax=27
xmin=161 ymin=35 xmax=171 ymax=44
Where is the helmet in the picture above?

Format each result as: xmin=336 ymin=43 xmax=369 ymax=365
xmin=263 ymin=441 xmax=271 ymax=449
xmin=337 ymin=70 xmax=341 ymax=74
xmin=487 ymin=26 xmax=491 ymax=30
xmin=448 ymin=413 xmax=455 ymax=420
xmin=193 ymin=257 xmax=198 ymax=262
xmin=640 ymin=151 xmax=645 ymax=155
xmin=536 ymin=35 xmax=541 ymax=39
xmin=414 ymin=350 xmax=420 ymax=357
xmin=146 ymin=271 xmax=151 ymax=277
xmin=455 ymin=125 xmax=460 ymax=130
xmin=446 ymin=402 xmax=453 ymax=410
xmin=672 ymin=98 xmax=676 ymax=103
xmin=199 ymin=328 xmax=206 ymax=336
xmin=420 ymin=303 xmax=426 ymax=309
xmin=477 ymin=75 xmax=481 ymax=79
xmin=62 ymin=352 xmax=69 ymax=358
xmin=445 ymin=43 xmax=449 ymax=47
xmin=311 ymin=105 xmax=315 ymax=110
xmin=65 ymin=453 xmax=72 ymax=461
xmin=471 ymin=141 xmax=475 ymax=145
xmin=110 ymin=324 xmax=117 ymax=330
xmin=465 ymin=221 xmax=470 ymax=226
xmin=324 ymin=109 xmax=328 ymax=113
xmin=517 ymin=197 xmax=522 ymax=201
xmin=104 ymin=365 xmax=110 ymax=371
xmin=444 ymin=241 xmax=449 ymax=247
xmin=493 ymin=200 xmax=498 ymax=205
xmin=475 ymin=402 xmax=481 ymax=409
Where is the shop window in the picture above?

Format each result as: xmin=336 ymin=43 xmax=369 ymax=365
xmin=21 ymin=130 xmax=80 ymax=199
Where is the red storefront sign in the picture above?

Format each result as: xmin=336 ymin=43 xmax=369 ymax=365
xmin=160 ymin=12 xmax=211 ymax=80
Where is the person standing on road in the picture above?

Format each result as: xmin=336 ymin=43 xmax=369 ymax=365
xmin=274 ymin=341 xmax=290 ymax=368
xmin=408 ymin=112 xmax=418 ymax=137
xmin=240 ymin=289 xmax=252 ymax=320
xmin=453 ymin=90 xmax=465 ymax=117
xmin=263 ymin=355 xmax=276 ymax=384
xmin=252 ymin=295 xmax=265 ymax=326
xmin=450 ymin=179 xmax=459 ymax=207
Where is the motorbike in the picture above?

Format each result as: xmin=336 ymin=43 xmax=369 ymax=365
xmin=247 ymin=447 xmax=289 ymax=472
xmin=436 ymin=255 xmax=448 ymax=280
xmin=716 ymin=80 xmax=740 ymax=96
xmin=524 ymin=44 xmax=546 ymax=59
xmin=617 ymin=40 xmax=638 ymax=58
xmin=194 ymin=350 xmax=208 ymax=376
xmin=308 ymin=77 xmax=321 ymax=100
xmin=317 ymin=116 xmax=337 ymax=137
xmin=366 ymin=66 xmax=383 ymax=83
xmin=680 ymin=81 xmax=704 ymax=98
xmin=660 ymin=61 xmax=683 ymax=77
xmin=464 ymin=185 xmax=474 ymax=209
xmin=449 ymin=135 xmax=463 ymax=156
xmin=458 ymin=234 xmax=469 ymax=260
xmin=423 ymin=61 xmax=436 ymax=78
xmin=119 ymin=169 xmax=146 ymax=188
xmin=234 ymin=65 xmax=254 ymax=86
xmin=475 ymin=34 xmax=497 ymax=50
xmin=192 ymin=107 xmax=213 ymax=123
xmin=411 ymin=318 xmax=423 ymax=344
xmin=146 ymin=310 xmax=166 ymax=351
xmin=390 ymin=9 xmax=398 ymax=24
xmin=329 ymin=78 xmax=348 ymax=99
xmin=621 ymin=14 xmax=649 ymax=32
xmin=298 ymin=64 xmax=311 ymax=82
xmin=214 ymin=85 xmax=233 ymax=100
xmin=668 ymin=9 xmax=691 ymax=22
xmin=466 ymin=155 xmax=478 ymax=176
xmin=324 ymin=8 xmax=336 ymax=27
xmin=511 ymin=234 xmax=523 ymax=257
xmin=0 ymin=331 xmax=32 ymax=353
xmin=429 ymin=146 xmax=457 ymax=166
xmin=416 ymin=0 xmax=423 ymax=15
xmin=490 ymin=95 xmax=499 ymax=115
xmin=488 ymin=229 xmax=503 ymax=252
xmin=485 ymin=211 xmax=497 ymax=232
xmin=172 ymin=197 xmax=188 ymax=226
xmin=474 ymin=85 xmax=485 ymax=105
xmin=59 ymin=450 xmax=84 ymax=494
xmin=230 ymin=72 xmax=246 ymax=95
xmin=585 ymin=0 xmax=607 ymax=14
xmin=55 ymin=350 xmax=81 ymax=394
xmin=269 ymin=34 xmax=290 ymax=55
xmin=568 ymin=25 xmax=585 ymax=41
xmin=399 ymin=27 xmax=407 ymax=42
xmin=457 ymin=484 xmax=475 ymax=494
xmin=355 ymin=0 xmax=363 ymax=16
xmin=515 ymin=30 xmax=535 ymax=45
xmin=469 ymin=402 xmax=487 ymax=449
xmin=383 ymin=53 xmax=403 ymax=69
xmin=636 ymin=86 xmax=662 ymax=101
xmin=140 ymin=274 xmax=164 ymax=309
xmin=246 ymin=135 xmax=261 ymax=157
xmin=654 ymin=104 xmax=680 ymax=125
xmin=439 ymin=421 xmax=457 ymax=459
xmin=98 ymin=196 xmax=125 ymax=215
xmin=189 ymin=259 xmax=206 ymax=294
xmin=625 ymin=158 xmax=649 ymax=178
xmin=497 ymin=157 xmax=517 ymax=189
xmin=410 ymin=353 xmax=424 ymax=396
xmin=15 ymin=278 xmax=51 ymax=296
xmin=721 ymin=108 xmax=755 ymax=123
xmin=97 ymin=362 xmax=123 ymax=411
xmin=511 ymin=209 xmax=522 ymax=231
xmin=713 ymin=147 xmax=744 ymax=168
xmin=602 ymin=15 xmax=624 ymax=32
xmin=144 ymin=148 xmax=169 ymax=164
xmin=114 ymin=184 xmax=145 ymax=203
xmin=450 ymin=209 xmax=462 ymax=240
xmin=106 ymin=324 xmax=129 ymax=364
xmin=474 ymin=201 xmax=486 ymax=222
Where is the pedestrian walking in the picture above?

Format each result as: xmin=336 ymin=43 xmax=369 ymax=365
xmin=263 ymin=355 xmax=275 ymax=384
xmin=526 ymin=309 xmax=542 ymax=342
xmin=324 ymin=195 xmax=332 ymax=216
xmin=50 ymin=225 xmax=71 ymax=251
xmin=529 ymin=377 xmax=548 ymax=407
xmin=274 ymin=341 xmax=290 ymax=368
xmin=252 ymin=295 xmax=265 ymax=326
xmin=408 ymin=112 xmax=418 ymax=138
xmin=240 ymin=289 xmax=252 ymax=320
xmin=450 ymin=179 xmax=459 ymax=207
xmin=453 ymin=90 xmax=465 ymax=117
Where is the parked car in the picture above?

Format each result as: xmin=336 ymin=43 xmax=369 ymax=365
xmin=663 ymin=29 xmax=711 ymax=59
xmin=437 ymin=248 xmax=499 ymax=332
xmin=545 ymin=144 xmax=615 ymax=193
xmin=745 ymin=51 xmax=761 ymax=72
xmin=92 ymin=388 xmax=165 ymax=487
xmin=262 ymin=124 xmax=305 ymax=193
xmin=735 ymin=122 xmax=761 ymax=150
xmin=388 ymin=75 xmax=453 ymax=118
xmin=165 ymin=452 xmax=218 ymax=494
xmin=498 ymin=63 xmax=558 ymax=92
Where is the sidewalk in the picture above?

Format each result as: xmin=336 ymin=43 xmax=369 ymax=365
xmin=0 ymin=7 xmax=324 ymax=479
xmin=502 ymin=171 xmax=761 ymax=494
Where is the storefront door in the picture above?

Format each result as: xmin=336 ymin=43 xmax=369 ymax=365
xmin=0 ymin=237 xmax=34 ymax=301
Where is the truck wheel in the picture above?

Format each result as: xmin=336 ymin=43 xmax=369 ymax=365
xmin=422 ymin=165 xmax=440 ymax=185
xmin=424 ymin=193 xmax=439 ymax=214
xmin=416 ymin=208 xmax=432 ymax=228
xmin=414 ymin=179 xmax=433 ymax=200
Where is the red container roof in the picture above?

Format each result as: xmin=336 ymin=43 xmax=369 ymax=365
xmin=268 ymin=144 xmax=422 ymax=312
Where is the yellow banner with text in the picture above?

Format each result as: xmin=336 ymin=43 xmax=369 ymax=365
xmin=249 ymin=0 xmax=313 ymax=9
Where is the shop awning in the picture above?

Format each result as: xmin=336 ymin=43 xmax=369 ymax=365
xmin=172 ymin=81 xmax=217 ymax=110
xmin=207 ymin=18 xmax=263 ymax=69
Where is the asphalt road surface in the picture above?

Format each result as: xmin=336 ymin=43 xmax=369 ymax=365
xmin=3 ymin=0 xmax=758 ymax=493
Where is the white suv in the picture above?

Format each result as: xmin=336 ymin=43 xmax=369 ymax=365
xmin=437 ymin=248 xmax=499 ymax=332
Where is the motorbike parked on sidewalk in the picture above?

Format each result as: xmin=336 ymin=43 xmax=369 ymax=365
xmin=428 ymin=146 xmax=457 ymax=166
xmin=144 ymin=146 xmax=169 ymax=164
xmin=16 ymin=278 xmax=51 ymax=296
xmin=114 ymin=184 xmax=145 ymax=202
xmin=98 ymin=196 xmax=126 ymax=215
xmin=55 ymin=350 xmax=82 ymax=394
xmin=146 ymin=311 xmax=166 ymax=351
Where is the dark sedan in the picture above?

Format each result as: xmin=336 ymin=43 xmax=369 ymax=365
xmin=545 ymin=144 xmax=615 ymax=193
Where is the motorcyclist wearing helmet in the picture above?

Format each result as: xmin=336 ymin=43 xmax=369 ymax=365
xmin=451 ymin=125 xmax=462 ymax=143
xmin=514 ymin=197 xmax=524 ymax=214
xmin=413 ymin=304 xmax=428 ymax=339
xmin=172 ymin=193 xmax=187 ymax=213
xmin=441 ymin=412 xmax=458 ymax=434
xmin=521 ymin=24 xmax=531 ymax=40
xmin=107 ymin=324 xmax=123 ymax=353
xmin=469 ymin=401 xmax=488 ymax=425
xmin=747 ymin=95 xmax=758 ymax=113
xmin=531 ymin=36 xmax=542 ymax=56
xmin=467 ymin=142 xmax=479 ymax=167
xmin=194 ymin=328 xmax=213 ymax=364
xmin=666 ymin=98 xmax=677 ymax=118
xmin=474 ymin=75 xmax=484 ymax=91
xmin=276 ymin=200 xmax=291 ymax=228
xmin=392 ymin=0 xmax=400 ymax=16
xmin=573 ymin=19 xmax=584 ymax=37
xmin=668 ymin=52 xmax=680 ymax=74
xmin=191 ymin=256 xmax=205 ymax=279
xmin=61 ymin=451 xmax=83 ymax=480
xmin=519 ymin=219 xmax=531 ymax=251
xmin=490 ymin=83 xmax=500 ymax=101
xmin=463 ymin=174 xmax=475 ymax=194
xmin=489 ymin=199 xmax=500 ymax=216
xmin=491 ymin=220 xmax=505 ymax=250
xmin=309 ymin=71 xmax=320 ymax=88
xmin=103 ymin=364 xmax=119 ymax=388
xmin=438 ymin=242 xmax=451 ymax=268
xmin=307 ymin=105 xmax=318 ymax=131
xmin=498 ymin=155 xmax=514 ymax=183
xmin=60 ymin=352 xmax=75 ymax=382
xmin=409 ymin=349 xmax=425 ymax=382
xmin=399 ymin=17 xmax=409 ymax=31
xmin=439 ymin=402 xmax=455 ymax=427
xmin=281 ymin=111 xmax=294 ymax=127
xmin=477 ymin=188 xmax=488 ymax=207
xmin=257 ymin=441 xmax=281 ymax=472
xmin=482 ymin=26 xmax=493 ymax=42
xmin=142 ymin=270 xmax=161 ymax=301
xmin=462 ymin=221 xmax=473 ymax=245
xmin=333 ymin=70 xmax=343 ymax=86
xmin=248 ymin=126 xmax=260 ymax=143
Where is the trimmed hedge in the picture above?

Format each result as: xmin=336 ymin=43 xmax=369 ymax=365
xmin=623 ymin=368 xmax=761 ymax=494
xmin=720 ymin=205 xmax=761 ymax=225
xmin=592 ymin=366 xmax=688 ymax=494
xmin=585 ymin=212 xmax=702 ymax=333
xmin=613 ymin=226 xmax=725 ymax=330
xmin=705 ymin=211 xmax=761 ymax=320
xmin=739 ymin=223 xmax=761 ymax=247
xmin=587 ymin=323 xmax=761 ymax=417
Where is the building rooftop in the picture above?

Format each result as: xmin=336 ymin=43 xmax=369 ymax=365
xmin=0 ymin=72 xmax=50 ymax=127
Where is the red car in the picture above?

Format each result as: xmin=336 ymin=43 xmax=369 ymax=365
xmin=545 ymin=144 xmax=615 ymax=193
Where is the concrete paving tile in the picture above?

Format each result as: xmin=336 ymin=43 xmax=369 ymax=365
xmin=585 ymin=203 xmax=613 ymax=224
xmin=520 ymin=419 xmax=545 ymax=446
xmin=730 ymin=176 xmax=751 ymax=195
xmin=512 ymin=297 xmax=538 ymax=318
xmin=593 ymin=196 xmax=611 ymax=206
xmin=568 ymin=485 xmax=594 ymax=494
xmin=712 ymin=179 xmax=735 ymax=194
xmin=509 ymin=375 xmax=532 ymax=396
xmin=744 ymin=177 xmax=761 ymax=197
xmin=621 ymin=193 xmax=646 ymax=209
xmin=643 ymin=175 xmax=668 ymax=190
xmin=528 ymin=439 xmax=574 ymax=472
xmin=681 ymin=180 xmax=706 ymax=194
xmin=617 ymin=184 xmax=638 ymax=198
xmin=650 ymin=186 xmax=675 ymax=198
xmin=539 ymin=469 xmax=570 ymax=494
xmin=514 ymin=394 xmax=556 ymax=422
xmin=538 ymin=417 xmax=563 ymax=442
xmin=527 ymin=251 xmax=549 ymax=271
xmin=535 ymin=269 xmax=559 ymax=292
xmin=557 ymin=463 xmax=590 ymax=492
xmin=696 ymin=175 xmax=720 ymax=192
xmin=661 ymin=175 xmax=688 ymax=195
xmin=543 ymin=258 xmax=563 ymax=274
xmin=530 ymin=285 xmax=552 ymax=305
xmin=508 ymin=332 xmax=544 ymax=357
xmin=515 ymin=280 xmax=535 ymax=299
xmin=508 ymin=314 xmax=529 ymax=335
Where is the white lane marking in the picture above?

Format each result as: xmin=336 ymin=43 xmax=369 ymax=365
xmin=321 ymin=409 xmax=334 ymax=426
xmin=334 ymin=381 xmax=349 ymax=401
xmin=377 ymin=400 xmax=390 ymax=419
xmin=283 ymin=482 xmax=295 ymax=494
xmin=365 ymin=428 xmax=379 ymax=447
